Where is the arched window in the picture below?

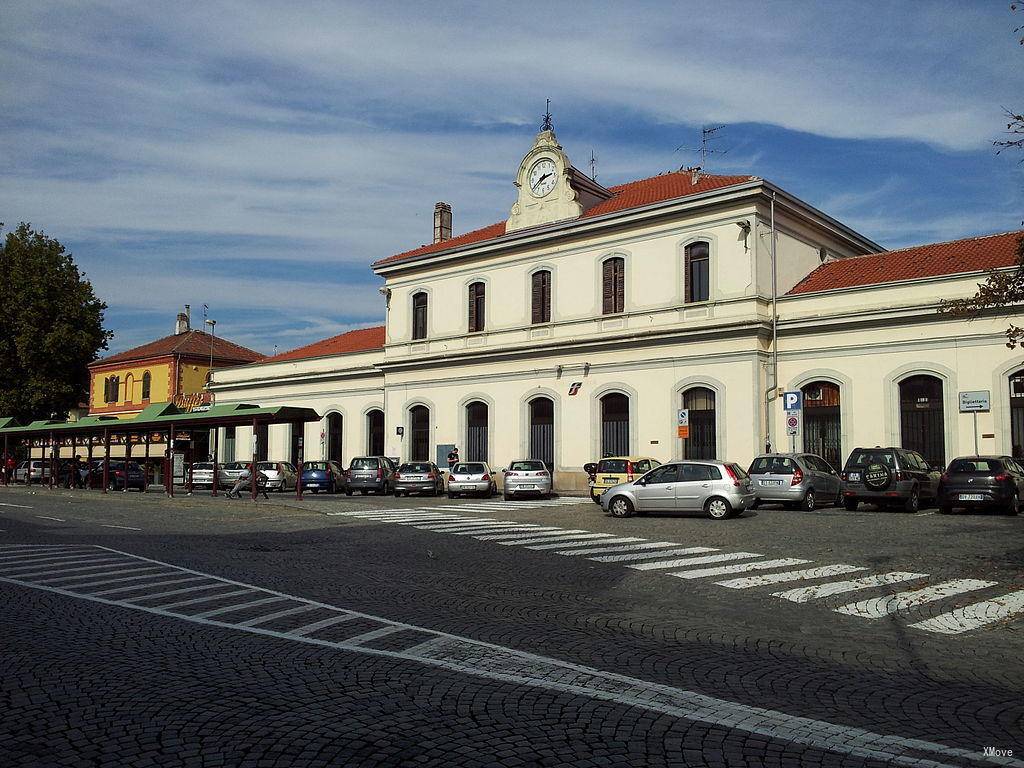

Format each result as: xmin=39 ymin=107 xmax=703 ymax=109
xmin=468 ymin=282 xmax=486 ymax=333
xmin=531 ymin=270 xmax=551 ymax=324
xmin=1009 ymin=369 xmax=1024 ymax=459
xmin=410 ymin=405 xmax=430 ymax=462
xmin=124 ymin=373 xmax=135 ymax=403
xmin=899 ymin=375 xmax=945 ymax=468
xmin=684 ymin=241 xmax=710 ymax=303
xmin=600 ymin=393 xmax=629 ymax=457
xmin=529 ymin=397 xmax=555 ymax=472
xmin=682 ymin=387 xmax=716 ymax=459
xmin=412 ymin=292 xmax=428 ymax=340
xmin=141 ymin=371 xmax=152 ymax=401
xmin=104 ymin=375 xmax=120 ymax=404
xmin=366 ymin=409 xmax=384 ymax=456
xmin=802 ymin=381 xmax=841 ymax=468
xmin=326 ymin=413 xmax=343 ymax=462
xmin=465 ymin=401 xmax=489 ymax=462
xmin=602 ymin=257 xmax=625 ymax=315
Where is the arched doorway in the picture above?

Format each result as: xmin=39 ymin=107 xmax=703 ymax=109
xmin=409 ymin=405 xmax=430 ymax=462
xmin=326 ymin=413 xmax=343 ymax=462
xmin=1010 ymin=369 xmax=1024 ymax=459
xmin=600 ymin=393 xmax=629 ymax=457
xmin=528 ymin=397 xmax=554 ymax=472
xmin=465 ymin=401 xmax=488 ymax=462
xmin=682 ymin=387 xmax=716 ymax=459
xmin=899 ymin=375 xmax=945 ymax=468
xmin=366 ymin=409 xmax=384 ymax=456
xmin=802 ymin=381 xmax=841 ymax=468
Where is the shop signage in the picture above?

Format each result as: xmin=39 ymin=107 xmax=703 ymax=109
xmin=173 ymin=392 xmax=212 ymax=412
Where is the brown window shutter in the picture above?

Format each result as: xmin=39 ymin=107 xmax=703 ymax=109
xmin=478 ymin=283 xmax=485 ymax=330
xmin=684 ymin=249 xmax=692 ymax=303
xmin=615 ymin=259 xmax=624 ymax=312
xmin=542 ymin=270 xmax=551 ymax=322
xmin=468 ymin=284 xmax=477 ymax=332
xmin=602 ymin=260 xmax=614 ymax=314
xmin=531 ymin=272 xmax=542 ymax=324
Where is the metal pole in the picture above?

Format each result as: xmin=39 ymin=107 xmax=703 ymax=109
xmin=124 ymin=434 xmax=132 ymax=493
xmin=143 ymin=433 xmax=150 ymax=493
xmin=212 ymin=427 xmax=219 ymax=497
xmin=250 ymin=417 xmax=258 ymax=502
xmin=102 ymin=429 xmax=110 ymax=493
xmin=168 ymin=422 xmax=176 ymax=498
xmin=49 ymin=431 xmax=55 ymax=490
xmin=86 ymin=435 xmax=93 ymax=490
xmin=2 ymin=434 xmax=7 ymax=486
xmin=296 ymin=426 xmax=304 ymax=501
xmin=187 ymin=436 xmax=194 ymax=496
xmin=973 ymin=412 xmax=979 ymax=455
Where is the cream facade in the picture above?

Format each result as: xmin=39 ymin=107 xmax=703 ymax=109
xmin=210 ymin=128 xmax=1024 ymax=489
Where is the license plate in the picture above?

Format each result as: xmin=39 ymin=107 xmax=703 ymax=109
xmin=849 ymin=472 xmax=861 ymax=481
xmin=306 ymin=483 xmax=319 ymax=488
xmin=603 ymin=476 xmax=617 ymax=483
xmin=760 ymin=479 xmax=784 ymax=486
xmin=959 ymin=493 xmax=985 ymax=501
xmin=519 ymin=484 xmax=536 ymax=490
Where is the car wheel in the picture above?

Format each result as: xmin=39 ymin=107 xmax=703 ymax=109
xmin=1007 ymin=492 xmax=1020 ymax=516
xmin=706 ymin=497 xmax=733 ymax=520
xmin=843 ymin=497 xmax=858 ymax=511
xmin=360 ymin=490 xmax=368 ymax=496
xmin=344 ymin=489 xmax=352 ymax=496
xmin=609 ymin=496 xmax=634 ymax=518
xmin=939 ymin=504 xmax=953 ymax=515
xmin=904 ymin=487 xmax=920 ymax=513
xmin=749 ymin=498 xmax=760 ymax=510
xmin=107 ymin=481 xmax=116 ymax=492
xmin=448 ymin=492 xmax=457 ymax=499
xmin=503 ymin=491 xmax=512 ymax=501
xmin=801 ymin=490 xmax=816 ymax=511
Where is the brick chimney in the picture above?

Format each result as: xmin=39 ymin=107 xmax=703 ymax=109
xmin=175 ymin=308 xmax=190 ymax=335
xmin=433 ymin=201 xmax=452 ymax=244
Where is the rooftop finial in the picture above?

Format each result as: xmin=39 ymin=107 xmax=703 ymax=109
xmin=541 ymin=98 xmax=553 ymax=132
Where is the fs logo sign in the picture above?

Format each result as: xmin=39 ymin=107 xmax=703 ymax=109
xmin=568 ymin=382 xmax=583 ymax=396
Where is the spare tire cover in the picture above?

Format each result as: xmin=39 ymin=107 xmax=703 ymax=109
xmin=863 ymin=462 xmax=892 ymax=491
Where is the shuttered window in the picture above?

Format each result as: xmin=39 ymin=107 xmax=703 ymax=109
xmin=412 ymin=292 xmax=428 ymax=340
xmin=531 ymin=270 xmax=551 ymax=324
xmin=684 ymin=241 xmax=710 ymax=303
xmin=468 ymin=282 xmax=485 ymax=333
xmin=104 ymin=376 xmax=120 ymax=404
xmin=602 ymin=257 xmax=624 ymax=315
xmin=141 ymin=372 xmax=151 ymax=400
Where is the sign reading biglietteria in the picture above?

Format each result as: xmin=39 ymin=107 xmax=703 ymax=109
xmin=958 ymin=390 xmax=990 ymax=413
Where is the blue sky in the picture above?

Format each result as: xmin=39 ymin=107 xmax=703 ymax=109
xmin=2 ymin=1 xmax=1022 ymax=355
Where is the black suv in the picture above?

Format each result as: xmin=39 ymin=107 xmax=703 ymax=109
xmin=937 ymin=456 xmax=1024 ymax=515
xmin=840 ymin=447 xmax=940 ymax=512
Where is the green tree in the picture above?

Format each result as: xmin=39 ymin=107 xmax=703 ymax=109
xmin=0 ymin=223 xmax=112 ymax=421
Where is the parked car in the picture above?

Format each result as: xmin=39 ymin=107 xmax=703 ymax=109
xmin=14 ymin=460 xmax=51 ymax=483
xmin=840 ymin=447 xmax=940 ymax=512
xmin=218 ymin=461 xmax=250 ymax=486
xmin=345 ymin=456 xmax=396 ymax=495
xmin=600 ymin=460 xmax=754 ymax=520
xmin=393 ymin=461 xmax=445 ymax=497
xmin=88 ymin=460 xmax=146 ymax=491
xmin=747 ymin=453 xmax=841 ymax=510
xmin=585 ymin=456 xmax=662 ymax=503
xmin=256 ymin=461 xmax=297 ymax=492
xmin=191 ymin=462 xmax=215 ymax=488
xmin=502 ymin=460 xmax=552 ymax=500
xmin=301 ymin=461 xmax=346 ymax=494
xmin=937 ymin=456 xmax=1024 ymax=515
xmin=447 ymin=462 xmax=496 ymax=498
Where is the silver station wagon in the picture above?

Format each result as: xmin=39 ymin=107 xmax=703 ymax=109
xmin=600 ymin=460 xmax=754 ymax=520
xmin=747 ymin=453 xmax=841 ymax=510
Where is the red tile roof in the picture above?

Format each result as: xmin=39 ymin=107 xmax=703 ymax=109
xmin=787 ymin=230 xmax=1024 ymax=295
xmin=259 ymin=325 xmax=386 ymax=363
xmin=96 ymin=330 xmax=263 ymax=366
xmin=374 ymin=171 xmax=756 ymax=267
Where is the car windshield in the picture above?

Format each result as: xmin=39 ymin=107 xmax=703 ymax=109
xmin=256 ymin=462 xmax=278 ymax=471
xmin=453 ymin=463 xmax=486 ymax=474
xmin=192 ymin=463 xmax=212 ymax=470
xmin=509 ymin=461 xmax=545 ymax=471
xmin=749 ymin=457 xmax=796 ymax=475
xmin=597 ymin=459 xmax=628 ymax=473
xmin=223 ymin=462 xmax=247 ymax=470
xmin=304 ymin=462 xmax=329 ymax=471
xmin=948 ymin=458 xmax=1003 ymax=474
xmin=848 ymin=451 xmax=895 ymax=468
xmin=400 ymin=463 xmax=433 ymax=473
xmin=351 ymin=458 xmax=379 ymax=469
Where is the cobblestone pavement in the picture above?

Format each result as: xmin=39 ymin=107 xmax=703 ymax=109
xmin=1 ymin=485 xmax=1022 ymax=767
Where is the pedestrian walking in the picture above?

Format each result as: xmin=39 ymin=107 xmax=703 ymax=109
xmin=447 ymin=446 xmax=459 ymax=472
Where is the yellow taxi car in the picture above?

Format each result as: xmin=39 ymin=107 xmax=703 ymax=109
xmin=585 ymin=456 xmax=662 ymax=503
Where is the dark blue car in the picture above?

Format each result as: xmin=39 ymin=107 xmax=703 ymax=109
xmin=300 ymin=460 xmax=345 ymax=494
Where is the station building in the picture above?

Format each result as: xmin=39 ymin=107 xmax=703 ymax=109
xmin=209 ymin=127 xmax=1024 ymax=490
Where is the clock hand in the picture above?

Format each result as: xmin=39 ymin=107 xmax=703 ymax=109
xmin=537 ymin=172 xmax=552 ymax=183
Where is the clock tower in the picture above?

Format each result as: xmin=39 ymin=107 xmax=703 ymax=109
xmin=506 ymin=127 xmax=612 ymax=234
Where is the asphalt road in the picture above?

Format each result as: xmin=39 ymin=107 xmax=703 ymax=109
xmin=1 ymin=484 xmax=1022 ymax=767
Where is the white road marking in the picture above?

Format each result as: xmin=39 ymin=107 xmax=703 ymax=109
xmin=35 ymin=515 xmax=65 ymax=522
xmin=0 ymin=544 xmax=77 ymax=551
xmin=0 ymin=550 xmax=100 ymax=566
xmin=669 ymin=558 xmax=812 ymax=580
xmin=193 ymin=596 xmax=289 ymax=619
xmin=773 ymin=572 xmax=929 ymax=603
xmin=0 ymin=502 xmax=33 ymax=508
xmin=525 ymin=536 xmax=644 ymax=550
xmin=2 ymin=554 xmax=118 ymax=571
xmin=4 ymin=557 xmax=126 ymax=577
xmin=91 ymin=575 xmax=209 ymax=596
xmin=237 ymin=603 xmax=320 ymax=627
xmin=556 ymin=541 xmax=682 ymax=556
xmin=361 ymin=514 xmax=463 ymax=522
xmin=39 ymin=565 xmax=163 ymax=586
xmin=716 ymin=564 xmax=867 ymax=589
xmin=909 ymin=590 xmax=1024 ymax=634
xmin=123 ymin=582 xmax=227 ymax=603
xmin=0 ymin=544 xmax=1016 ymax=767
xmin=834 ymin=579 xmax=998 ymax=619
xmin=526 ymin=535 xmax=623 ymax=550
xmin=473 ymin=528 xmax=569 ymax=541
xmin=589 ymin=546 xmax=719 ymax=563
xmin=325 ymin=509 xmax=411 ymax=516
xmin=100 ymin=524 xmax=143 ymax=531
xmin=628 ymin=552 xmax=763 ymax=571
xmin=150 ymin=588 xmax=255 ymax=611
xmin=344 ymin=625 xmax=405 ymax=646
xmin=290 ymin=612 xmax=360 ymax=637
xmin=400 ymin=517 xmax=497 ymax=526
xmin=415 ymin=522 xmax=520 ymax=532
xmin=450 ymin=525 xmax=551 ymax=536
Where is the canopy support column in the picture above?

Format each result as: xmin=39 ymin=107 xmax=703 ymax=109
xmin=250 ymin=417 xmax=258 ymax=501
xmin=167 ymin=422 xmax=175 ymax=498
xmin=211 ymin=428 xmax=219 ymax=497
xmin=48 ymin=431 xmax=55 ymax=490
xmin=102 ymin=429 xmax=110 ymax=494
xmin=124 ymin=434 xmax=132 ymax=493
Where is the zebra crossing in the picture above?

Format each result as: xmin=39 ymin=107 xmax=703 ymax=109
xmin=331 ymin=506 xmax=1024 ymax=636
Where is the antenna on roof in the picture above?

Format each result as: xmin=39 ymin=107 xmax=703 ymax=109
xmin=541 ymin=99 xmax=554 ymax=132
xmin=589 ymin=149 xmax=597 ymax=181
xmin=675 ymin=124 xmax=729 ymax=169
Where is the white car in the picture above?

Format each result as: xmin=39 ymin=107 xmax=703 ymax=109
xmin=502 ymin=460 xmax=553 ymax=500
xmin=14 ymin=460 xmax=50 ymax=483
xmin=447 ymin=462 xmax=496 ymax=498
xmin=256 ymin=461 xmax=297 ymax=492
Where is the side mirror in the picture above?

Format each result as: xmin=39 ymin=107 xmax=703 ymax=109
xmin=635 ymin=479 xmax=646 ymax=486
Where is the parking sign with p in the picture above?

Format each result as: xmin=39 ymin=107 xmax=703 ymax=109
xmin=783 ymin=391 xmax=803 ymax=411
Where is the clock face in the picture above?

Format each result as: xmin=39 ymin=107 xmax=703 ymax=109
xmin=528 ymin=158 xmax=557 ymax=198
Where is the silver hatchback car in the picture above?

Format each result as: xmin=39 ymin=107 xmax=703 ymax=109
xmin=601 ymin=460 xmax=754 ymax=520
xmin=747 ymin=453 xmax=841 ymax=510
xmin=502 ymin=460 xmax=553 ymax=500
